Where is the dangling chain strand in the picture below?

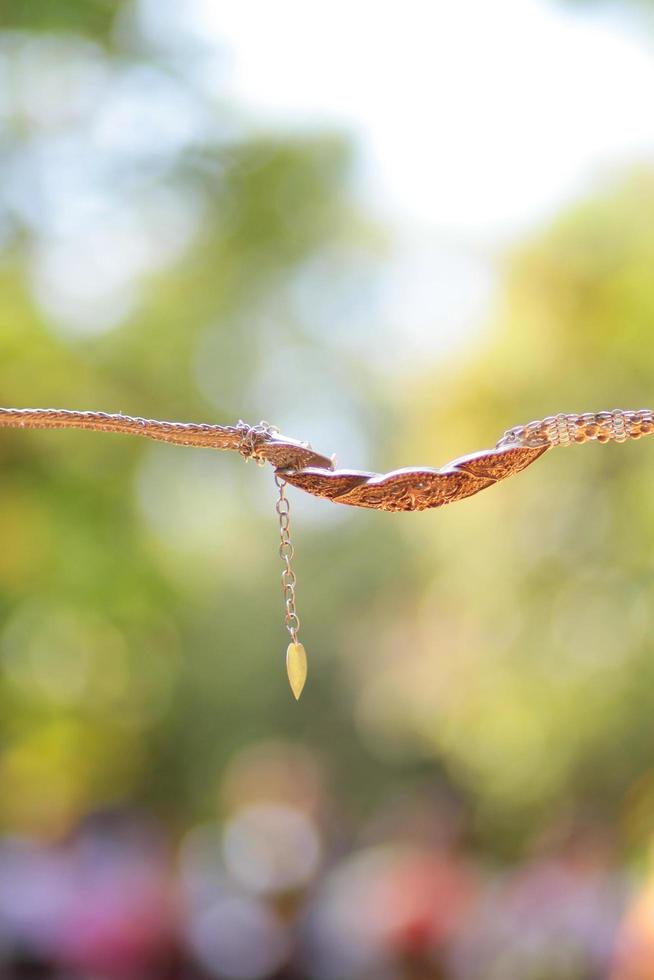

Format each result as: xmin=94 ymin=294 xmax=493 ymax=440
xmin=275 ymin=475 xmax=307 ymax=699
xmin=275 ymin=475 xmax=299 ymax=641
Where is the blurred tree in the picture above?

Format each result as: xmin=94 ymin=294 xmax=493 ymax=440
xmin=359 ymin=169 xmax=654 ymax=854
xmin=0 ymin=0 xmax=117 ymax=40
xmin=0 ymin=0 xmax=395 ymax=834
xmin=1 ymin=0 xmax=654 ymax=875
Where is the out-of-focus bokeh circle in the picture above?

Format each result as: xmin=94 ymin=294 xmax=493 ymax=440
xmin=1 ymin=0 xmax=654 ymax=976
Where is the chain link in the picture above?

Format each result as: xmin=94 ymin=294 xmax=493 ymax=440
xmin=275 ymin=474 xmax=300 ymax=643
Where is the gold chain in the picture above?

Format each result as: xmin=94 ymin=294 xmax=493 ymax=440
xmin=275 ymin=474 xmax=299 ymax=641
xmin=275 ymin=475 xmax=307 ymax=700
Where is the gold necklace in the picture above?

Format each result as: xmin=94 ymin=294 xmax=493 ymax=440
xmin=2 ymin=406 xmax=651 ymax=697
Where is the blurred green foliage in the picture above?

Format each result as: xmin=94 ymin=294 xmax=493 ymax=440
xmin=0 ymin=0 xmax=654 ymax=878
xmin=0 ymin=0 xmax=118 ymax=40
xmin=391 ymin=170 xmax=654 ymax=853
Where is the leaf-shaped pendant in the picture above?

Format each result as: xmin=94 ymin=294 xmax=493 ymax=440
xmin=286 ymin=642 xmax=307 ymax=700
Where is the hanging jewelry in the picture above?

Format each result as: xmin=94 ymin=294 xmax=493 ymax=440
xmin=3 ymin=406 xmax=654 ymax=698
xmin=275 ymin=474 xmax=307 ymax=700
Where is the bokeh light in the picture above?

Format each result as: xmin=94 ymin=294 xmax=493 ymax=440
xmin=1 ymin=0 xmax=654 ymax=977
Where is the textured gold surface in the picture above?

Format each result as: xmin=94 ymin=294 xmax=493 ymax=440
xmin=453 ymin=445 xmax=549 ymax=480
xmin=332 ymin=467 xmax=494 ymax=511
xmin=286 ymin=642 xmax=307 ymax=700
xmin=0 ymin=408 xmax=333 ymax=471
xmin=1 ymin=406 xmax=650 ymax=513
xmin=281 ymin=445 xmax=548 ymax=512
xmin=278 ymin=468 xmax=374 ymax=500
xmin=497 ymin=409 xmax=654 ymax=449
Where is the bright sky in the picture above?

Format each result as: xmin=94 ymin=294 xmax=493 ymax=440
xmin=172 ymin=0 xmax=654 ymax=238
xmin=37 ymin=0 xmax=653 ymax=379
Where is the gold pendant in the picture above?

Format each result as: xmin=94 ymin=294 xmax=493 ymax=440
xmin=286 ymin=642 xmax=307 ymax=700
